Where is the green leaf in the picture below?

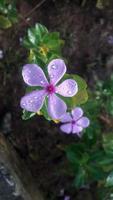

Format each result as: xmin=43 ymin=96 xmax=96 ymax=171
xmin=24 ymin=23 xmax=48 ymax=48
xmin=22 ymin=110 xmax=36 ymax=120
xmin=35 ymin=23 xmax=48 ymax=39
xmin=62 ymin=74 xmax=88 ymax=110
xmin=88 ymin=165 xmax=106 ymax=181
xmin=106 ymin=172 xmax=113 ymax=187
xmin=103 ymin=133 xmax=113 ymax=156
xmin=73 ymin=168 xmax=87 ymax=188
xmin=66 ymin=143 xmax=87 ymax=165
xmin=40 ymin=98 xmax=51 ymax=121
xmin=0 ymin=15 xmax=12 ymax=28
xmin=28 ymin=28 xmax=37 ymax=45
xmin=43 ymin=32 xmax=64 ymax=50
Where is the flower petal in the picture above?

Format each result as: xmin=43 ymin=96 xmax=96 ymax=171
xmin=48 ymin=94 xmax=67 ymax=119
xmin=77 ymin=117 xmax=90 ymax=128
xmin=60 ymin=113 xmax=72 ymax=122
xmin=22 ymin=64 xmax=48 ymax=87
xmin=20 ymin=90 xmax=46 ymax=112
xmin=72 ymin=124 xmax=83 ymax=134
xmin=47 ymin=59 xmax=66 ymax=85
xmin=60 ymin=123 xmax=72 ymax=134
xmin=71 ymin=107 xmax=83 ymax=120
xmin=56 ymin=79 xmax=78 ymax=97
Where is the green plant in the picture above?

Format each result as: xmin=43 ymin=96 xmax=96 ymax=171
xmin=65 ymin=75 xmax=113 ymax=199
xmin=0 ymin=0 xmax=18 ymax=29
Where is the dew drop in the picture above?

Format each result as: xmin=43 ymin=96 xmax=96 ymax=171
xmin=68 ymin=91 xmax=72 ymax=95
xmin=51 ymin=65 xmax=57 ymax=69
xmin=40 ymin=80 xmax=44 ymax=84
xmin=34 ymin=96 xmax=38 ymax=99
xmin=50 ymin=75 xmax=54 ymax=79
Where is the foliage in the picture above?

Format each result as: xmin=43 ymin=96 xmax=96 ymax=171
xmin=23 ymin=23 xmax=64 ymax=66
xmin=95 ymin=75 xmax=113 ymax=117
xmin=65 ymin=75 xmax=113 ymax=199
xmin=0 ymin=0 xmax=18 ymax=29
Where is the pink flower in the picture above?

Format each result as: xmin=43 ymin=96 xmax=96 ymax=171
xmin=20 ymin=59 xmax=78 ymax=119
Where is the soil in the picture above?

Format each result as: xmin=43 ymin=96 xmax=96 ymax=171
xmin=0 ymin=0 xmax=113 ymax=199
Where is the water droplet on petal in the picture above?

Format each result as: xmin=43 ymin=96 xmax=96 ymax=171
xmin=34 ymin=96 xmax=38 ymax=99
xmin=40 ymin=80 xmax=44 ymax=84
xmin=50 ymin=75 xmax=54 ymax=79
xmin=68 ymin=91 xmax=72 ymax=95
xmin=51 ymin=65 xmax=57 ymax=69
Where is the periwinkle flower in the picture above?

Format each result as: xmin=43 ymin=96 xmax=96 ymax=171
xmin=60 ymin=107 xmax=90 ymax=136
xmin=108 ymin=35 xmax=113 ymax=45
xmin=20 ymin=59 xmax=78 ymax=119
xmin=64 ymin=196 xmax=70 ymax=200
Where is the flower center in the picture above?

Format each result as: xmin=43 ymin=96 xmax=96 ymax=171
xmin=72 ymin=120 xmax=76 ymax=125
xmin=39 ymin=45 xmax=49 ymax=56
xmin=46 ymin=84 xmax=55 ymax=94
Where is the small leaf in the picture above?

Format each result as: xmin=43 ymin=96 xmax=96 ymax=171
xmin=24 ymin=23 xmax=48 ymax=48
xmin=22 ymin=110 xmax=36 ymax=120
xmin=103 ymin=133 xmax=113 ymax=155
xmin=40 ymin=98 xmax=51 ymax=121
xmin=106 ymin=172 xmax=113 ymax=187
xmin=66 ymin=143 xmax=86 ymax=165
xmin=88 ymin=166 xmax=106 ymax=181
xmin=73 ymin=168 xmax=87 ymax=188
xmin=43 ymin=32 xmax=64 ymax=50
xmin=35 ymin=23 xmax=48 ymax=39
xmin=0 ymin=15 xmax=12 ymax=29
xmin=28 ymin=29 xmax=37 ymax=45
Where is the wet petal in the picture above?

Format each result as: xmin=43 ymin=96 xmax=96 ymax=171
xmin=60 ymin=113 xmax=72 ymax=123
xmin=60 ymin=123 xmax=72 ymax=134
xmin=47 ymin=59 xmax=66 ymax=85
xmin=56 ymin=79 xmax=78 ymax=97
xmin=48 ymin=94 xmax=67 ymax=119
xmin=22 ymin=64 xmax=48 ymax=87
xmin=20 ymin=90 xmax=46 ymax=112
xmin=71 ymin=107 xmax=83 ymax=120
xmin=77 ymin=117 xmax=90 ymax=128
xmin=72 ymin=124 xmax=83 ymax=134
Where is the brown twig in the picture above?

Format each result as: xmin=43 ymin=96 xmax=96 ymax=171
xmin=8 ymin=0 xmax=47 ymax=52
xmin=23 ymin=0 xmax=47 ymax=20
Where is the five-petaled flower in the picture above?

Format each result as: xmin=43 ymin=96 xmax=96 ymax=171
xmin=20 ymin=59 xmax=78 ymax=119
xmin=60 ymin=107 xmax=90 ymax=136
